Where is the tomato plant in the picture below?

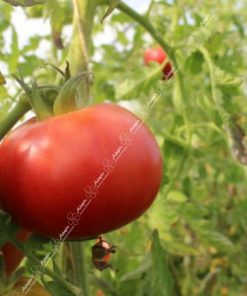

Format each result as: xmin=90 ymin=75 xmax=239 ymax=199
xmin=144 ymin=47 xmax=173 ymax=79
xmin=0 ymin=0 xmax=247 ymax=296
xmin=0 ymin=104 xmax=162 ymax=239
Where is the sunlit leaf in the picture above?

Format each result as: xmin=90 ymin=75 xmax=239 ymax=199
xmin=149 ymin=230 xmax=174 ymax=296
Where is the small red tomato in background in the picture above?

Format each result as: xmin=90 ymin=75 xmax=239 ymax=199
xmin=96 ymin=290 xmax=104 ymax=296
xmin=1 ymin=228 xmax=31 ymax=276
xmin=0 ymin=103 xmax=162 ymax=239
xmin=144 ymin=46 xmax=173 ymax=79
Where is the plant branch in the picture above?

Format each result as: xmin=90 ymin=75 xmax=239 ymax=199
xmin=67 ymin=242 xmax=88 ymax=296
xmin=68 ymin=0 xmax=97 ymax=75
xmin=0 ymin=99 xmax=30 ymax=141
xmin=67 ymin=0 xmax=97 ymax=106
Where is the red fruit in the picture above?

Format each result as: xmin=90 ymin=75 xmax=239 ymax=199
xmin=2 ymin=229 xmax=31 ymax=276
xmin=0 ymin=103 xmax=162 ymax=239
xmin=144 ymin=46 xmax=173 ymax=79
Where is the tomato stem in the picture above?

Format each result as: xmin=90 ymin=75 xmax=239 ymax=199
xmin=0 ymin=85 xmax=61 ymax=140
xmin=0 ymin=99 xmax=30 ymax=140
xmin=63 ymin=242 xmax=88 ymax=296
xmin=66 ymin=0 xmax=97 ymax=107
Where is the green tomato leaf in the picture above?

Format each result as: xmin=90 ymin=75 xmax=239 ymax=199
xmin=215 ymin=65 xmax=242 ymax=87
xmin=150 ymin=230 xmax=174 ymax=296
xmin=120 ymin=255 xmax=152 ymax=282
xmin=185 ymin=51 xmax=204 ymax=74
xmin=167 ymin=190 xmax=188 ymax=203
xmin=197 ymin=229 xmax=234 ymax=252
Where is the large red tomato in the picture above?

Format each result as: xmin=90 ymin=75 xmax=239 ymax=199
xmin=144 ymin=46 xmax=173 ymax=79
xmin=2 ymin=229 xmax=30 ymax=276
xmin=0 ymin=103 xmax=162 ymax=239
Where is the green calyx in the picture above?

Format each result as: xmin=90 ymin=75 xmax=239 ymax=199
xmin=53 ymin=71 xmax=94 ymax=115
xmin=13 ymin=74 xmax=54 ymax=121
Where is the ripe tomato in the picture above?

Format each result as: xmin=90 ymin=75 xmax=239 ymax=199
xmin=0 ymin=103 xmax=162 ymax=239
xmin=5 ymin=277 xmax=51 ymax=295
xmin=144 ymin=46 xmax=173 ymax=79
xmin=1 ymin=229 xmax=30 ymax=276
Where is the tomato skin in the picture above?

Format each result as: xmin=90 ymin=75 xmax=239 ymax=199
xmin=5 ymin=277 xmax=51 ymax=295
xmin=144 ymin=46 xmax=173 ymax=79
xmin=0 ymin=103 xmax=162 ymax=239
xmin=1 ymin=229 xmax=31 ymax=276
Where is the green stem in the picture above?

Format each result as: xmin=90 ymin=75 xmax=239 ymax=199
xmin=62 ymin=242 xmax=88 ymax=296
xmin=0 ymin=99 xmax=30 ymax=141
xmin=0 ymin=85 xmax=60 ymax=141
xmin=66 ymin=0 xmax=97 ymax=106
xmin=69 ymin=242 xmax=88 ymax=296
xmin=68 ymin=0 xmax=97 ymax=74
